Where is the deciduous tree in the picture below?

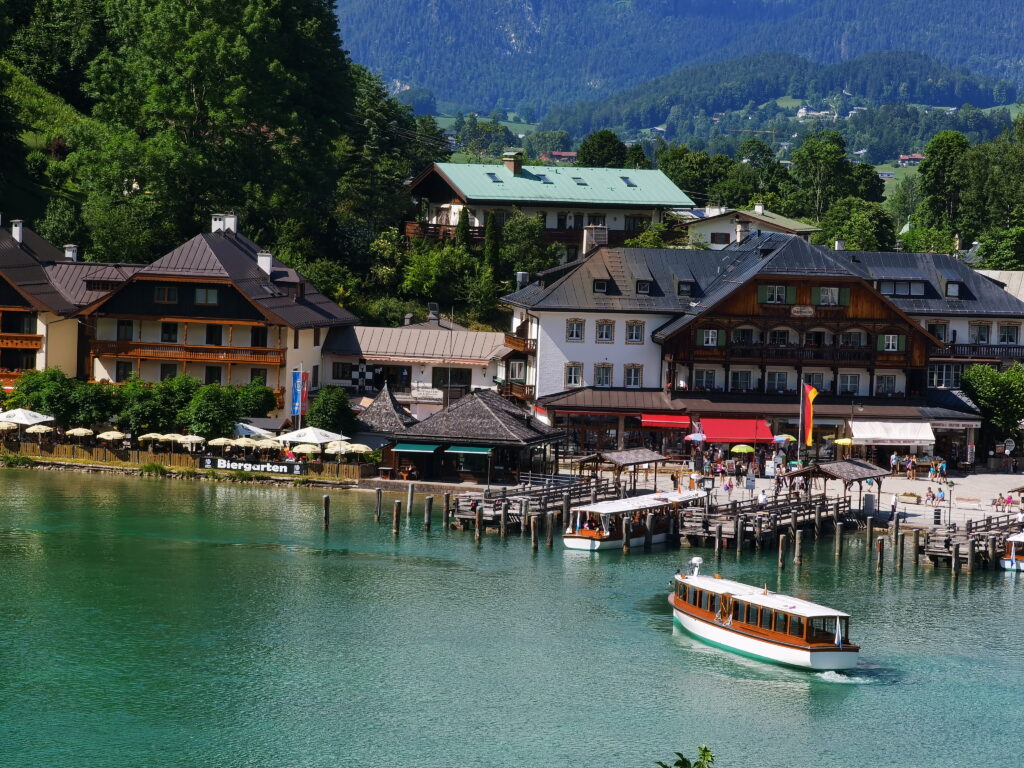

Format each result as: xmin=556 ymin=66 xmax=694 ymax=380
xmin=576 ymin=129 xmax=627 ymax=167
xmin=306 ymin=386 xmax=357 ymax=436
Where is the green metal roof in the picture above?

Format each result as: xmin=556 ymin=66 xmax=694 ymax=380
xmin=431 ymin=163 xmax=694 ymax=207
xmin=392 ymin=443 xmax=440 ymax=453
xmin=444 ymin=445 xmax=492 ymax=455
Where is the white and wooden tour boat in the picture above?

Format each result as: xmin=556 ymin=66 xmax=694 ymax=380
xmin=563 ymin=490 xmax=706 ymax=551
xmin=1000 ymin=532 xmax=1024 ymax=571
xmin=669 ymin=557 xmax=860 ymax=671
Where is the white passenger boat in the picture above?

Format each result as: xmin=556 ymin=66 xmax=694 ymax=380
xmin=563 ymin=490 xmax=706 ymax=551
xmin=1000 ymin=532 xmax=1024 ymax=571
xmin=669 ymin=558 xmax=860 ymax=671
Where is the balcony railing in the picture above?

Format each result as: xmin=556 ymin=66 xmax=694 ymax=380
xmin=936 ymin=343 xmax=1024 ymax=361
xmin=0 ymin=333 xmax=43 ymax=350
xmin=499 ymin=380 xmax=535 ymax=401
xmin=91 ymin=339 xmax=286 ymax=365
xmin=689 ymin=344 xmax=876 ymax=364
xmin=504 ymin=332 xmax=537 ymax=354
xmin=404 ymin=221 xmax=682 ymax=248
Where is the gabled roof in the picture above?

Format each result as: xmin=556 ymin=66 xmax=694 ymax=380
xmin=323 ymin=325 xmax=508 ymax=364
xmin=88 ymin=231 xmax=358 ymax=329
xmin=44 ymin=262 xmax=143 ymax=306
xmin=403 ymin=316 xmax=467 ymax=331
xmin=355 ymin=383 xmax=419 ymax=434
xmin=414 ymin=163 xmax=694 ymax=207
xmin=678 ymin=208 xmax=820 ymax=234
xmin=398 ymin=389 xmax=563 ymax=446
xmin=0 ymin=224 xmax=78 ymax=313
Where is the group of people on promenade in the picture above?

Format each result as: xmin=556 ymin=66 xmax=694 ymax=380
xmin=889 ymin=451 xmax=947 ymax=481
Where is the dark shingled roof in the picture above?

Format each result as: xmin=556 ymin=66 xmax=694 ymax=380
xmin=356 ymin=383 xmax=418 ymax=434
xmin=128 ymin=232 xmax=358 ymax=329
xmin=397 ymin=389 xmax=563 ymax=446
xmin=0 ymin=223 xmax=78 ymax=313
xmin=814 ymin=459 xmax=890 ymax=483
xmin=44 ymin=262 xmax=143 ymax=306
xmin=575 ymin=448 xmax=667 ymax=467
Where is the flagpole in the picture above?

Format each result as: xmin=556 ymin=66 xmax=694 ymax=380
xmin=797 ymin=375 xmax=804 ymax=468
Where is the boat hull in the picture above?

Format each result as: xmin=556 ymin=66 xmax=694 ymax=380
xmin=671 ymin=606 xmax=859 ymax=671
xmin=564 ymin=532 xmax=667 ymax=551
xmin=999 ymin=557 xmax=1024 ymax=571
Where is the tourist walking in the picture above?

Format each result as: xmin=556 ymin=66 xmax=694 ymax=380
xmin=890 ymin=451 xmax=899 ymax=476
xmin=757 ymin=489 xmax=767 ymax=510
xmin=890 ymin=493 xmax=898 ymax=522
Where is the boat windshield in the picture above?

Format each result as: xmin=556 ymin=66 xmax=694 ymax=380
xmin=808 ymin=616 xmax=851 ymax=645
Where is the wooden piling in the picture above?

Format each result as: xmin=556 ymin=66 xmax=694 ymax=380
xmin=714 ymin=524 xmax=723 ymax=557
xmin=443 ymin=492 xmax=452 ymax=526
xmin=546 ymin=511 xmax=555 ymax=549
xmin=734 ymin=514 xmax=743 ymax=552
xmin=790 ymin=509 xmax=798 ymax=534
xmin=423 ymin=495 xmax=433 ymax=532
xmin=892 ymin=507 xmax=900 ymax=541
xmin=520 ymin=500 xmax=528 ymax=538
xmin=988 ymin=535 xmax=998 ymax=568
xmin=875 ymin=536 xmax=884 ymax=573
xmin=834 ymin=522 xmax=843 ymax=558
xmin=322 ymin=494 xmax=330 ymax=530
xmin=952 ymin=542 xmax=960 ymax=579
xmin=530 ymin=515 xmax=538 ymax=550
xmin=644 ymin=512 xmax=654 ymax=552
xmin=499 ymin=500 xmax=508 ymax=538
xmin=474 ymin=503 xmax=483 ymax=542
xmin=866 ymin=516 xmax=874 ymax=545
xmin=755 ymin=516 xmax=763 ymax=551
xmin=590 ymin=486 xmax=598 ymax=504
xmin=622 ymin=520 xmax=632 ymax=554
xmin=392 ymin=500 xmax=401 ymax=536
xmin=794 ymin=529 xmax=802 ymax=566
xmin=562 ymin=492 xmax=571 ymax=531
xmin=406 ymin=483 xmax=415 ymax=518
xmin=777 ymin=533 xmax=786 ymax=570
xmin=897 ymin=531 xmax=906 ymax=570
xmin=814 ymin=503 xmax=822 ymax=539
xmin=913 ymin=529 xmax=920 ymax=566
xmin=374 ymin=488 xmax=382 ymax=521
xmin=966 ymin=538 xmax=975 ymax=574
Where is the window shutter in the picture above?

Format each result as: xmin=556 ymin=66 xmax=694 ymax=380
xmin=810 ymin=287 xmax=821 ymax=306
xmin=717 ymin=329 xmax=726 ymax=347
xmin=876 ymin=335 xmax=886 ymax=351
xmin=785 ymin=286 xmax=796 ymax=305
xmin=898 ymin=334 xmax=907 ymax=352
xmin=757 ymin=285 xmax=768 ymax=303
xmin=839 ymin=287 xmax=851 ymax=306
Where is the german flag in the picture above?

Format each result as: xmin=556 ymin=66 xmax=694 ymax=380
xmin=801 ymin=383 xmax=818 ymax=447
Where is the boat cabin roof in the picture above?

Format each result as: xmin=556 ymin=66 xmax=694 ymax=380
xmin=1007 ymin=532 xmax=1024 ymax=543
xmin=674 ymin=573 xmax=850 ymax=619
xmin=574 ymin=490 xmax=706 ymax=517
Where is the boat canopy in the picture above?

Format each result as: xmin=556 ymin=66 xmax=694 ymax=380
xmin=1007 ymin=532 xmax=1024 ymax=543
xmin=675 ymin=574 xmax=849 ymax=619
xmin=849 ymin=420 xmax=935 ymax=446
xmin=574 ymin=490 xmax=706 ymax=517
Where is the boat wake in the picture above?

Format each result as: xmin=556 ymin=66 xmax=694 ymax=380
xmin=815 ymin=670 xmax=876 ymax=684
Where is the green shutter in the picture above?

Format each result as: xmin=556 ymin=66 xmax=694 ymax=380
xmin=717 ymin=329 xmax=726 ymax=347
xmin=898 ymin=334 xmax=907 ymax=352
xmin=839 ymin=287 xmax=851 ymax=306
xmin=810 ymin=287 xmax=821 ymax=306
xmin=757 ymin=285 xmax=769 ymax=303
xmin=785 ymin=286 xmax=796 ymax=305
xmin=876 ymin=335 xmax=886 ymax=351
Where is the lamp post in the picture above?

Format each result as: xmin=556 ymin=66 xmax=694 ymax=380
xmin=946 ymin=479 xmax=955 ymax=527
xmin=848 ymin=399 xmax=865 ymax=459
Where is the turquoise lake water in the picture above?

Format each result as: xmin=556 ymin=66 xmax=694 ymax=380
xmin=0 ymin=470 xmax=1020 ymax=767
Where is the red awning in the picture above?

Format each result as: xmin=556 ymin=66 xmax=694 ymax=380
xmin=699 ymin=417 xmax=774 ymax=443
xmin=640 ymin=413 xmax=691 ymax=428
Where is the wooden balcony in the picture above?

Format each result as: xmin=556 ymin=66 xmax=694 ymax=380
xmin=499 ymin=380 xmax=535 ymax=402
xmin=504 ymin=332 xmax=537 ymax=354
xmin=688 ymin=344 xmax=876 ymax=365
xmin=934 ymin=343 xmax=1024 ymax=362
xmin=91 ymin=339 xmax=287 ymax=365
xmin=0 ymin=333 xmax=43 ymax=350
xmin=0 ymin=370 xmax=27 ymax=388
xmin=404 ymin=221 xmax=680 ymax=248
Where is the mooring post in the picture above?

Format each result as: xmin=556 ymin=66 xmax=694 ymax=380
xmin=443 ymin=492 xmax=452 ymax=526
xmin=406 ymin=483 xmax=415 ymax=518
xmin=322 ymin=494 xmax=330 ymax=530
xmin=897 ymin=531 xmax=906 ymax=570
xmin=913 ymin=528 xmax=921 ymax=566
xmin=755 ymin=515 xmax=763 ymax=551
xmin=644 ymin=512 xmax=654 ymax=552
xmin=952 ymin=542 xmax=960 ymax=579
xmin=622 ymin=520 xmax=632 ymax=554
xmin=814 ymin=503 xmax=822 ymax=539
xmin=714 ymin=524 xmax=723 ymax=557
xmin=520 ymin=500 xmax=528 ymax=538
xmin=590 ymin=486 xmax=598 ymax=505
xmin=734 ymin=514 xmax=743 ymax=553
xmin=562 ymin=492 xmax=571 ymax=532
xmin=794 ymin=529 xmax=803 ymax=566
xmin=777 ymin=532 xmax=786 ymax=570
xmin=423 ymin=495 xmax=433 ymax=532
xmin=875 ymin=536 xmax=884 ymax=573
xmin=988 ymin=535 xmax=998 ymax=568
xmin=546 ymin=511 xmax=555 ymax=549
xmin=893 ymin=507 xmax=901 ymax=541
xmin=475 ymin=502 xmax=483 ymax=542
xmin=530 ymin=515 xmax=538 ymax=550
xmin=374 ymin=488 xmax=382 ymax=521
xmin=966 ymin=537 xmax=975 ymax=574
xmin=392 ymin=500 xmax=401 ymax=536
xmin=834 ymin=521 xmax=843 ymax=558
xmin=866 ymin=516 xmax=875 ymax=545
xmin=790 ymin=509 xmax=798 ymax=535
xmin=499 ymin=499 xmax=508 ymax=538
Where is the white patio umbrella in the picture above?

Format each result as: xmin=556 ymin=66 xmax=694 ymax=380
xmin=292 ymin=443 xmax=321 ymax=454
xmin=233 ymin=436 xmax=260 ymax=449
xmin=160 ymin=433 xmax=185 ymax=442
xmin=324 ymin=441 xmax=352 ymax=455
xmin=0 ymin=421 xmax=18 ymax=431
xmin=234 ymin=421 xmax=275 ymax=438
xmin=138 ymin=433 xmax=163 ymax=441
xmin=255 ymin=438 xmax=281 ymax=450
xmin=66 ymin=427 xmax=94 ymax=437
xmin=25 ymin=424 xmax=53 ymax=434
xmin=0 ymin=408 xmax=54 ymax=426
xmin=276 ymin=426 xmax=346 ymax=444
xmin=96 ymin=430 xmax=125 ymax=440
xmin=177 ymin=435 xmax=205 ymax=445
xmin=208 ymin=437 xmax=235 ymax=447
xmin=346 ymin=443 xmax=372 ymax=454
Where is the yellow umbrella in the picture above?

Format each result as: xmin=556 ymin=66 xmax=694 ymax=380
xmin=292 ymin=443 xmax=321 ymax=454
xmin=730 ymin=444 xmax=755 ymax=453
xmin=66 ymin=427 xmax=94 ymax=437
xmin=0 ymin=421 xmax=17 ymax=431
xmin=834 ymin=438 xmax=854 ymax=446
xmin=97 ymin=430 xmax=125 ymax=440
xmin=138 ymin=433 xmax=163 ymax=441
xmin=347 ymin=443 xmax=372 ymax=454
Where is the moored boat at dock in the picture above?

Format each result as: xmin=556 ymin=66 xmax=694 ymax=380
xmin=669 ymin=558 xmax=860 ymax=671
xmin=563 ymin=490 xmax=705 ymax=551
xmin=1000 ymin=533 xmax=1024 ymax=571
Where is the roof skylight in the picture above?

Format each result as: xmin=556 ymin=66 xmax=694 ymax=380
xmin=621 ymin=176 xmax=637 ymax=187
xmin=572 ymin=176 xmax=587 ymax=186
xmin=486 ymin=172 xmax=503 ymax=183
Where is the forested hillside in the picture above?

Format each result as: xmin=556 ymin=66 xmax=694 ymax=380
xmin=336 ymin=0 xmax=1024 ymax=114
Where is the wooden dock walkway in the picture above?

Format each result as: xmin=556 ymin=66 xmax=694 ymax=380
xmin=451 ymin=475 xmax=619 ymax=532
xmin=921 ymin=510 xmax=1020 ymax=570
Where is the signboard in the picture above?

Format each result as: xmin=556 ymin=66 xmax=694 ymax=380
xmin=931 ymin=421 xmax=982 ymax=430
xmin=745 ymin=476 xmax=756 ymax=491
xmin=1005 ymin=438 xmax=1016 ymax=454
xmin=967 ymin=443 xmax=976 ymax=463
xmin=200 ymin=457 xmax=306 ymax=475
xmin=291 ymin=370 xmax=309 ymax=416
xmin=790 ymin=305 xmax=815 ymax=318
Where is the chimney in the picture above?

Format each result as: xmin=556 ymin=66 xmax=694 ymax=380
xmin=735 ymin=218 xmax=750 ymax=243
xmin=834 ymin=239 xmax=845 ymax=251
xmin=404 ymin=312 xmax=413 ymax=326
xmin=256 ymin=250 xmax=272 ymax=275
xmin=754 ymin=202 xmax=765 ymax=215
xmin=502 ymin=150 xmax=523 ymax=176
xmin=11 ymin=219 xmax=23 ymax=243
xmin=294 ymin=281 xmax=306 ymax=302
xmin=211 ymin=213 xmax=226 ymax=233
xmin=222 ymin=212 xmax=238 ymax=233
xmin=582 ymin=225 xmax=608 ymax=253
xmin=515 ymin=271 xmax=530 ymax=289
xmin=64 ymin=244 xmax=79 ymax=262
xmin=427 ymin=302 xmax=440 ymax=321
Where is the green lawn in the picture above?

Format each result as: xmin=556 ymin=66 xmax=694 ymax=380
xmin=434 ymin=115 xmax=539 ymax=136
xmin=874 ymin=163 xmax=919 ymax=196
xmin=774 ymin=96 xmax=802 ymax=109
xmin=982 ymin=103 xmax=1024 ymax=118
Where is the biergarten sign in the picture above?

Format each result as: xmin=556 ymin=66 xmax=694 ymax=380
xmin=200 ymin=457 xmax=306 ymax=475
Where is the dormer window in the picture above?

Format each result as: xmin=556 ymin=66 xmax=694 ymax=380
xmin=946 ymin=282 xmax=960 ymax=297
xmin=593 ymin=279 xmax=608 ymax=294
xmin=677 ymin=281 xmax=692 ymax=297
xmin=636 ymin=280 xmax=651 ymax=295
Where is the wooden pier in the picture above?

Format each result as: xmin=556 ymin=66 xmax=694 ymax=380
xmin=680 ymin=494 xmax=851 ymax=550
xmin=921 ymin=511 xmax=1020 ymax=570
